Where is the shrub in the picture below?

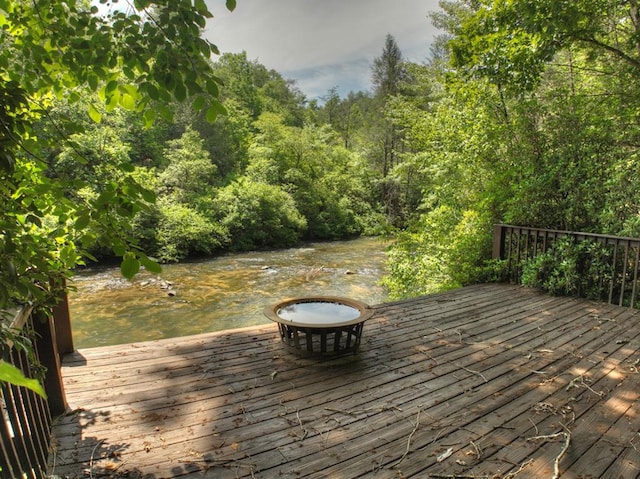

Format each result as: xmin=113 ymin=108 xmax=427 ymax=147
xmin=216 ymin=178 xmax=307 ymax=250
xmin=155 ymin=201 xmax=228 ymax=262
xmin=521 ymin=237 xmax=612 ymax=300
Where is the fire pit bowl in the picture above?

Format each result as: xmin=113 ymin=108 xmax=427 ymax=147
xmin=264 ymin=296 xmax=374 ymax=357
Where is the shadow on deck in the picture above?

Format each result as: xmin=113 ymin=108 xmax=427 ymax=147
xmin=50 ymin=283 xmax=640 ymax=478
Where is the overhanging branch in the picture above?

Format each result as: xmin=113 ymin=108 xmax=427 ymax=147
xmin=578 ymin=35 xmax=640 ymax=70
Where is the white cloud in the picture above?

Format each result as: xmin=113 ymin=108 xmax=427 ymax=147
xmin=205 ymin=0 xmax=442 ymax=99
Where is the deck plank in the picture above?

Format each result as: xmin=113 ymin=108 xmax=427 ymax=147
xmin=49 ymin=284 xmax=640 ymax=478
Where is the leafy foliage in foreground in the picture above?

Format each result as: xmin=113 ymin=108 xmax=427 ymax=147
xmin=0 ymin=0 xmax=234 ymax=388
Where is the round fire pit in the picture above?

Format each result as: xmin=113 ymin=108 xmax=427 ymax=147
xmin=264 ymin=297 xmax=374 ymax=357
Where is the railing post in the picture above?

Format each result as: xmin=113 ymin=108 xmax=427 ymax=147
xmin=492 ymin=224 xmax=505 ymax=259
xmin=52 ymin=290 xmax=74 ymax=357
xmin=49 ymin=277 xmax=74 ymax=357
xmin=33 ymin=311 xmax=68 ymax=417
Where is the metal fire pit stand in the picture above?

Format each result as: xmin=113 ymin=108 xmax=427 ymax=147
xmin=264 ymin=297 xmax=373 ymax=357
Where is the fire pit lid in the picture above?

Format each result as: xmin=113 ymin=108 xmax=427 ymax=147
xmin=264 ymin=296 xmax=373 ymax=328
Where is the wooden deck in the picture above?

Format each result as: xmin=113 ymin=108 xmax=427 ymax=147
xmin=49 ymin=283 xmax=640 ymax=478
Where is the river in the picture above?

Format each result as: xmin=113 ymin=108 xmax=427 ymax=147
xmin=68 ymin=237 xmax=390 ymax=348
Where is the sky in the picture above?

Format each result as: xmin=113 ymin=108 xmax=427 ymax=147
xmin=205 ymin=0 xmax=443 ymax=101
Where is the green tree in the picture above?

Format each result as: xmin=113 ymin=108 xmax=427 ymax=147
xmin=372 ymin=34 xmax=407 ymax=98
xmin=159 ymin=127 xmax=218 ymax=204
xmin=448 ymin=0 xmax=640 ymax=92
xmin=213 ymin=52 xmax=266 ymax=120
xmin=247 ymin=111 xmax=379 ymax=239
xmin=319 ymin=88 xmax=371 ymax=149
xmin=154 ymin=199 xmax=228 ymax=262
xmin=212 ymin=51 xmax=307 ymax=126
xmin=194 ymin=99 xmax=252 ymax=179
xmin=215 ymin=178 xmax=307 ymax=250
xmin=382 ymin=72 xmax=504 ymax=297
xmin=367 ymin=35 xmax=416 ymax=227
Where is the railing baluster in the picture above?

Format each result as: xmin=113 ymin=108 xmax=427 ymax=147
xmin=515 ymin=227 xmax=523 ymax=281
xmin=492 ymin=224 xmax=505 ymax=260
xmin=14 ymin=349 xmax=49 ymax=471
xmin=1 ymin=386 xmax=24 ymax=478
xmin=632 ymin=245 xmax=640 ymax=308
xmin=609 ymin=240 xmax=619 ymax=305
xmin=504 ymin=226 xmax=514 ymax=280
xmin=620 ymin=240 xmax=630 ymax=306
xmin=523 ymin=228 xmax=531 ymax=263
xmin=4 ymin=382 xmax=37 ymax=477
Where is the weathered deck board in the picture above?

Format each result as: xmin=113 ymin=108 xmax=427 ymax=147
xmin=49 ymin=284 xmax=640 ymax=478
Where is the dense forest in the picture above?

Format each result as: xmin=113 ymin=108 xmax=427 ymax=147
xmin=4 ymin=0 xmax=640 ymax=332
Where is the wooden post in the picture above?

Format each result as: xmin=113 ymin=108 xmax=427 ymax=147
xmin=50 ymin=277 xmax=74 ymax=357
xmin=492 ymin=224 xmax=505 ymax=259
xmin=33 ymin=312 xmax=68 ymax=416
xmin=52 ymin=290 xmax=74 ymax=357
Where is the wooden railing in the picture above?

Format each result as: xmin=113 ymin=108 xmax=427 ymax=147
xmin=493 ymin=224 xmax=640 ymax=308
xmin=1 ymin=294 xmax=73 ymax=478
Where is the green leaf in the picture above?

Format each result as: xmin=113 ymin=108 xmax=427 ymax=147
xmin=120 ymin=254 xmax=140 ymax=279
xmin=226 ymin=0 xmax=236 ymax=12
xmin=105 ymin=79 xmax=118 ymax=93
xmin=88 ymin=103 xmax=102 ymax=123
xmin=139 ymin=254 xmax=162 ymax=274
xmin=113 ymin=242 xmax=127 ymax=257
xmin=120 ymin=162 xmax=135 ymax=173
xmin=139 ymin=186 xmax=156 ymax=203
xmin=87 ymin=74 xmax=99 ymax=91
xmin=144 ymin=82 xmax=160 ymax=101
xmin=210 ymin=99 xmax=228 ymax=117
xmin=192 ymin=95 xmax=205 ymax=111
xmin=205 ymin=78 xmax=220 ymax=97
xmin=203 ymin=97 xmax=227 ymax=122
xmin=0 ymin=361 xmax=47 ymax=398
xmin=119 ymin=92 xmax=136 ymax=110
xmin=0 ymin=150 xmax=15 ymax=173
xmin=143 ymin=108 xmax=155 ymax=128
xmin=75 ymin=214 xmax=91 ymax=230
xmin=174 ymin=82 xmax=187 ymax=102
xmin=195 ymin=0 xmax=212 ymax=17
xmin=194 ymin=14 xmax=206 ymax=29
xmin=205 ymin=105 xmax=219 ymax=123
xmin=133 ymin=0 xmax=151 ymax=9
xmin=96 ymin=190 xmax=115 ymax=206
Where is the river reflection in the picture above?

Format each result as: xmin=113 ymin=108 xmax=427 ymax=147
xmin=68 ymin=237 xmax=389 ymax=348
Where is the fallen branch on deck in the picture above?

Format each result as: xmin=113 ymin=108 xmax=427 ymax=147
xmin=390 ymin=407 xmax=422 ymax=468
xmin=456 ymin=363 xmax=488 ymax=383
xmin=526 ymin=430 xmax=571 ymax=479
xmin=296 ymin=409 xmax=308 ymax=440
xmin=566 ymin=374 xmax=605 ymax=397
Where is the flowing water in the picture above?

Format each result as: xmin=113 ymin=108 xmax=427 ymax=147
xmin=68 ymin=237 xmax=389 ymax=348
